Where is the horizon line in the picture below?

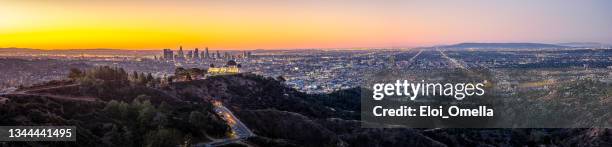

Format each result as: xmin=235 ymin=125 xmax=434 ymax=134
xmin=1 ymin=41 xmax=609 ymax=51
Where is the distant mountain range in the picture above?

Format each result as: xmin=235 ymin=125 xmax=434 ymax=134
xmin=0 ymin=47 xmax=159 ymax=57
xmin=0 ymin=48 xmax=138 ymax=51
xmin=440 ymin=43 xmax=569 ymax=49
xmin=435 ymin=42 xmax=611 ymax=50
xmin=556 ymin=42 xmax=609 ymax=48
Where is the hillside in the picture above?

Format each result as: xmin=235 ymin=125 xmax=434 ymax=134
xmin=0 ymin=67 xmax=610 ymax=146
xmin=164 ymin=74 xmax=611 ymax=147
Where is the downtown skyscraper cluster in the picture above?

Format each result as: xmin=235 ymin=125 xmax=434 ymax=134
xmin=161 ymin=46 xmax=252 ymax=62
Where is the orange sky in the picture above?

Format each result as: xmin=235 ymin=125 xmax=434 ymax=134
xmin=1 ymin=1 xmax=610 ymax=50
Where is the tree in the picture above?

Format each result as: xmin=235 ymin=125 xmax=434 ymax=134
xmin=190 ymin=68 xmax=203 ymax=75
xmin=146 ymin=73 xmax=155 ymax=86
xmin=68 ymin=68 xmax=83 ymax=80
xmin=104 ymin=100 xmax=122 ymax=118
xmin=144 ymin=128 xmax=181 ymax=147
xmin=153 ymin=113 xmax=169 ymax=127
xmin=118 ymin=102 xmax=130 ymax=120
xmin=133 ymin=71 xmax=139 ymax=81
xmin=167 ymin=77 xmax=174 ymax=83
xmin=102 ymin=125 xmax=133 ymax=146
xmin=175 ymin=67 xmax=186 ymax=76
xmin=158 ymin=102 xmax=171 ymax=113
xmin=189 ymin=111 xmax=207 ymax=129
xmin=138 ymin=106 xmax=156 ymax=126
xmin=104 ymin=100 xmax=132 ymax=120
xmin=138 ymin=72 xmax=145 ymax=82
xmin=80 ymin=66 xmax=130 ymax=86
xmin=133 ymin=95 xmax=151 ymax=105
xmin=276 ymin=75 xmax=286 ymax=82
xmin=185 ymin=73 xmax=192 ymax=81
xmin=146 ymin=73 xmax=154 ymax=82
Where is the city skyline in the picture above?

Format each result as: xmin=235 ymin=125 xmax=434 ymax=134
xmin=0 ymin=1 xmax=610 ymax=146
xmin=1 ymin=0 xmax=611 ymax=50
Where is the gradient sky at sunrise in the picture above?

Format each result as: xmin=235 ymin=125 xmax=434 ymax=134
xmin=1 ymin=0 xmax=611 ymax=50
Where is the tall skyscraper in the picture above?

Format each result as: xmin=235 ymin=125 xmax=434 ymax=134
xmin=187 ymin=50 xmax=193 ymax=59
xmin=216 ymin=50 xmax=221 ymax=59
xmin=205 ymin=47 xmax=210 ymax=59
xmin=224 ymin=52 xmax=230 ymax=59
xmin=200 ymin=51 xmax=206 ymax=60
xmin=177 ymin=46 xmax=185 ymax=61
xmin=162 ymin=49 xmax=174 ymax=61
xmin=194 ymin=48 xmax=200 ymax=60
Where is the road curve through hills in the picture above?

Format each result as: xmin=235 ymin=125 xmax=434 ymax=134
xmin=196 ymin=102 xmax=255 ymax=147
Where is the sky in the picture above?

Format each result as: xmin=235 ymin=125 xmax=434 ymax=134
xmin=1 ymin=0 xmax=611 ymax=50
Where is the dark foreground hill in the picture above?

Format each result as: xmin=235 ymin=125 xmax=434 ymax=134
xmin=0 ymin=68 xmax=610 ymax=147
xmin=169 ymin=74 xmax=610 ymax=147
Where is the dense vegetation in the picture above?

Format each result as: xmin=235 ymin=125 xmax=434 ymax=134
xmin=0 ymin=66 xmax=230 ymax=147
xmin=0 ymin=66 xmax=610 ymax=146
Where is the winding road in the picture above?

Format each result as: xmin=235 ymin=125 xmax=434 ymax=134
xmin=196 ymin=102 xmax=255 ymax=147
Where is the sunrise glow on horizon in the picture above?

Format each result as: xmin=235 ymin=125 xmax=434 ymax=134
xmin=1 ymin=0 xmax=611 ymax=50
